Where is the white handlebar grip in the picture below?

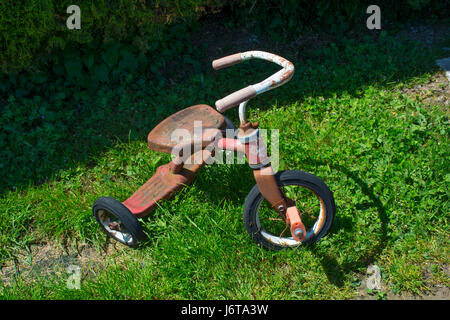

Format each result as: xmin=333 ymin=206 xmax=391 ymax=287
xmin=212 ymin=53 xmax=243 ymax=70
xmin=215 ymin=86 xmax=257 ymax=113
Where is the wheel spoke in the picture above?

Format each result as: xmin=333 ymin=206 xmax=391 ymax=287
xmin=247 ymin=172 xmax=333 ymax=251
xmin=295 ymin=192 xmax=309 ymax=205
xmin=279 ymin=225 xmax=288 ymax=238
xmin=301 ymin=204 xmax=319 ymax=218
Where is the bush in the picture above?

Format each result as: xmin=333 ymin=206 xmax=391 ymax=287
xmin=232 ymin=0 xmax=449 ymax=38
xmin=1 ymin=0 xmax=448 ymax=74
xmin=0 ymin=0 xmax=220 ymax=73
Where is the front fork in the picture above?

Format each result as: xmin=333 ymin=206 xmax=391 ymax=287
xmin=253 ymin=167 xmax=306 ymax=242
xmin=219 ymin=122 xmax=306 ymax=241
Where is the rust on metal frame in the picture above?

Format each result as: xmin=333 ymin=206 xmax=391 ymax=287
xmin=253 ymin=166 xmax=287 ymax=215
xmin=212 ymin=51 xmax=295 ymax=112
xmin=123 ymin=149 xmax=212 ymax=217
xmin=131 ymin=104 xmax=226 ymax=217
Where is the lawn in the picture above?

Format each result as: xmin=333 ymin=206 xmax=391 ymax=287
xmin=0 ymin=27 xmax=449 ymax=299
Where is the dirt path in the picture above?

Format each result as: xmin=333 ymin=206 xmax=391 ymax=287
xmin=354 ymin=263 xmax=449 ymax=300
xmin=399 ymin=71 xmax=449 ymax=111
xmin=1 ymin=241 xmax=120 ymax=288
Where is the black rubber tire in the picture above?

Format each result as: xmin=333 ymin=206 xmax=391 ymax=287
xmin=243 ymin=170 xmax=335 ymax=251
xmin=93 ymin=197 xmax=146 ymax=247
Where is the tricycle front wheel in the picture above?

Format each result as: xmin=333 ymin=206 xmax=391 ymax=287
xmin=93 ymin=197 xmax=146 ymax=247
xmin=243 ymin=170 xmax=335 ymax=250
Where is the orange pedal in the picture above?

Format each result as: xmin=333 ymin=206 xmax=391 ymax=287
xmin=286 ymin=206 xmax=306 ymax=241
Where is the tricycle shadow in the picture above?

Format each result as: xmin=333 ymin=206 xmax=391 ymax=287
xmin=193 ymin=162 xmax=256 ymax=204
xmin=185 ymin=155 xmax=389 ymax=288
xmin=301 ymin=158 xmax=389 ymax=287
xmin=132 ymin=163 xmax=253 ymax=245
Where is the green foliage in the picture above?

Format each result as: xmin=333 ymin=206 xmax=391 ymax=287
xmin=229 ymin=0 xmax=449 ymax=37
xmin=0 ymin=0 xmax=207 ymax=73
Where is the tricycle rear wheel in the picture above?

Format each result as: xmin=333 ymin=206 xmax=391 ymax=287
xmin=93 ymin=197 xmax=146 ymax=247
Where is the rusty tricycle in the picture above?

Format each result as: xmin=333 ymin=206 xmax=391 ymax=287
xmin=93 ymin=51 xmax=335 ymax=250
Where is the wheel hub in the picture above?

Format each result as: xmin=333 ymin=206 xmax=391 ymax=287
xmin=109 ymin=221 xmax=121 ymax=231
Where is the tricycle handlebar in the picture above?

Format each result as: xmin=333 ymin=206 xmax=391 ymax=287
xmin=213 ymin=51 xmax=295 ymax=112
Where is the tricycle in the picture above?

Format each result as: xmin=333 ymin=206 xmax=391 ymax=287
xmin=92 ymin=51 xmax=335 ymax=250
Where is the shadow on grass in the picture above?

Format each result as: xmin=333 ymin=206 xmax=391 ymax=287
xmin=156 ymin=154 xmax=389 ymax=288
xmin=301 ymin=158 xmax=389 ymax=287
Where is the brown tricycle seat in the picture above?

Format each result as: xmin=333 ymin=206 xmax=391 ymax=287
xmin=147 ymin=104 xmax=226 ymax=154
xmin=123 ymin=105 xmax=227 ymax=217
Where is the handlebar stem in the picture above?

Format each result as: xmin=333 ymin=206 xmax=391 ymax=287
xmin=238 ymin=100 xmax=248 ymax=125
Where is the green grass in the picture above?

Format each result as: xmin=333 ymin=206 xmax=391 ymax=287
xmin=0 ymin=30 xmax=449 ymax=299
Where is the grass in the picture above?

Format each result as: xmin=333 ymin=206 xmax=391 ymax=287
xmin=0 ymin=28 xmax=449 ymax=299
